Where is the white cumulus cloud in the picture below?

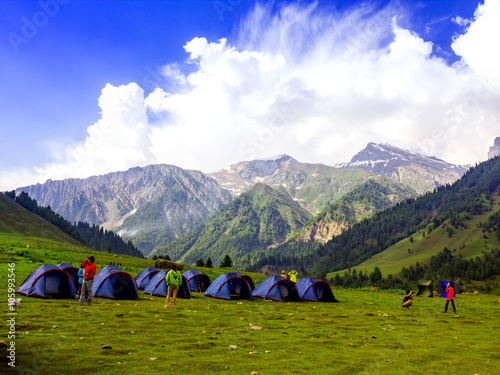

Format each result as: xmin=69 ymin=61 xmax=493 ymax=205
xmin=2 ymin=0 xmax=500 ymax=191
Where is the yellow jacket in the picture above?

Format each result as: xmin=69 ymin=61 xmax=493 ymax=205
xmin=288 ymin=270 xmax=298 ymax=282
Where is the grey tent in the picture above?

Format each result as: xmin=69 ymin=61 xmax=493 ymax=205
xmin=416 ymin=280 xmax=433 ymax=297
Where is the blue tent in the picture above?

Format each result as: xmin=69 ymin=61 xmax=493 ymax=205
xmin=252 ymin=275 xmax=300 ymax=302
xmin=296 ymin=277 xmax=338 ymax=302
xmin=182 ymin=269 xmax=212 ymax=292
xmin=17 ymin=264 xmax=77 ymax=298
xmin=439 ymin=281 xmax=456 ymax=298
xmin=143 ymin=270 xmax=191 ymax=298
xmin=135 ymin=266 xmax=160 ymax=290
xmin=92 ymin=265 xmax=138 ymax=300
xmin=204 ymin=272 xmax=254 ymax=300
xmin=57 ymin=262 xmax=78 ymax=286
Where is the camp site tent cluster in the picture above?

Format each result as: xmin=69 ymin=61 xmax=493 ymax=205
xmin=18 ymin=265 xmax=339 ymax=303
xmin=17 ymin=263 xmax=139 ymax=300
xmin=204 ymin=273 xmax=338 ymax=302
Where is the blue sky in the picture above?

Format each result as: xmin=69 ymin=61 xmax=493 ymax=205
xmin=1 ymin=0 xmax=499 ymax=190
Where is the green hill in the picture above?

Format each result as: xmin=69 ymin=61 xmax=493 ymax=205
xmin=329 ymin=193 xmax=500 ymax=278
xmin=249 ymin=156 xmax=500 ymax=280
xmin=288 ymin=176 xmax=416 ymax=243
xmin=0 ymin=192 xmax=83 ymax=246
xmin=150 ymin=183 xmax=312 ymax=268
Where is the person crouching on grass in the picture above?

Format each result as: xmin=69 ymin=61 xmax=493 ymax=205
xmin=165 ymin=265 xmax=182 ymax=308
xmin=401 ymin=290 xmax=414 ymax=309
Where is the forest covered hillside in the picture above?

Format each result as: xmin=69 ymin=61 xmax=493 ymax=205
xmin=247 ymin=156 xmax=500 ymax=280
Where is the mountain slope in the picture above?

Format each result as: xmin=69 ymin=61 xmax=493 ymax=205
xmin=209 ymin=154 xmax=413 ymax=214
xmin=16 ymin=164 xmax=233 ymax=255
xmin=0 ymin=192 xmax=83 ymax=245
xmin=150 ymin=183 xmax=312 ymax=268
xmin=329 ymin=195 xmax=500 ymax=278
xmin=289 ymin=176 xmax=417 ymax=243
xmin=335 ymin=142 xmax=469 ymax=194
xmin=249 ymin=156 xmax=500 ymax=275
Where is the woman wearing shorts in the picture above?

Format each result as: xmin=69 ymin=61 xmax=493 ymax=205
xmin=165 ymin=265 xmax=182 ymax=308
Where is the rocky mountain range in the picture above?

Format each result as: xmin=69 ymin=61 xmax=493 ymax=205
xmin=153 ymin=176 xmax=417 ymax=268
xmin=334 ymin=142 xmax=470 ymax=194
xmin=15 ymin=164 xmax=232 ymax=254
xmin=209 ymin=153 xmax=406 ymax=214
xmin=149 ymin=183 xmax=313 ymax=267
xmin=13 ymin=142 xmax=472 ymax=257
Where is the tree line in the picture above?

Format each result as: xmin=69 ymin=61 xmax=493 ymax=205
xmin=331 ymin=248 xmax=500 ymax=291
xmin=250 ymin=156 xmax=500 ymax=276
xmin=5 ymin=190 xmax=143 ymax=258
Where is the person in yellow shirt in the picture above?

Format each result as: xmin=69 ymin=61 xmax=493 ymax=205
xmin=288 ymin=270 xmax=298 ymax=282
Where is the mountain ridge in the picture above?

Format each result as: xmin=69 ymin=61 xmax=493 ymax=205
xmin=13 ymin=142 xmax=471 ymax=257
xmin=149 ymin=182 xmax=313 ymax=268
xmin=334 ymin=142 xmax=470 ymax=194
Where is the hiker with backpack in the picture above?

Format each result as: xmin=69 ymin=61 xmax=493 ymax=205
xmin=443 ymin=282 xmax=457 ymax=314
xmin=165 ymin=265 xmax=182 ymax=308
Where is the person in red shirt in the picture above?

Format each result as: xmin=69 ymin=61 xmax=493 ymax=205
xmin=79 ymin=256 xmax=97 ymax=306
xmin=443 ymin=282 xmax=457 ymax=314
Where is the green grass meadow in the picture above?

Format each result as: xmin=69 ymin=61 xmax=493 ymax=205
xmin=1 ymin=234 xmax=499 ymax=375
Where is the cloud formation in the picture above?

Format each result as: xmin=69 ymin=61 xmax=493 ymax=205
xmin=2 ymin=0 xmax=500 ymax=191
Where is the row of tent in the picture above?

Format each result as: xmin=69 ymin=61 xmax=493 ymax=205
xmin=16 ymin=264 xmax=339 ymax=302
xmin=206 ymin=273 xmax=338 ymax=302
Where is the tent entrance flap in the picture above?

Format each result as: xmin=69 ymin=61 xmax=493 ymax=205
xmin=110 ymin=274 xmax=137 ymax=299
xmin=45 ymin=272 xmax=71 ymax=298
xmin=229 ymin=279 xmax=251 ymax=300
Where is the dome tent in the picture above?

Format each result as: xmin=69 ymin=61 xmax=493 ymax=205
xmin=92 ymin=265 xmax=138 ymax=300
xmin=57 ymin=262 xmax=78 ymax=286
xmin=296 ymin=277 xmax=338 ymax=302
xmin=143 ymin=270 xmax=191 ymax=298
xmin=416 ymin=280 xmax=434 ymax=297
xmin=204 ymin=272 xmax=254 ymax=300
xmin=135 ymin=266 xmax=160 ymax=290
xmin=182 ymin=269 xmax=212 ymax=292
xmin=17 ymin=264 xmax=77 ymax=299
xmin=252 ymin=275 xmax=300 ymax=302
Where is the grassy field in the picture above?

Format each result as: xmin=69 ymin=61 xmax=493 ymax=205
xmin=1 ymin=234 xmax=499 ymax=375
